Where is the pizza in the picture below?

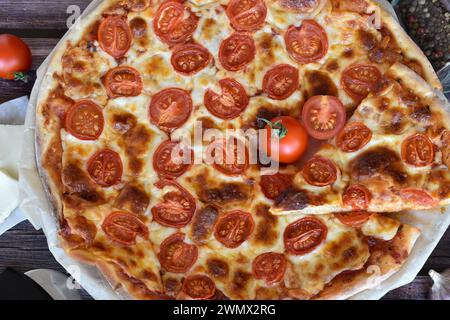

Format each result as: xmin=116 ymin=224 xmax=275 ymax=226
xmin=34 ymin=0 xmax=446 ymax=300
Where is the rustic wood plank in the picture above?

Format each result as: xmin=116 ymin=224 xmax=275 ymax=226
xmin=0 ymin=0 xmax=92 ymax=31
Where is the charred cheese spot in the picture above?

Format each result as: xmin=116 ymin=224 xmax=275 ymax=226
xmin=253 ymin=204 xmax=278 ymax=246
xmin=250 ymin=107 xmax=287 ymax=129
xmin=350 ymin=147 xmax=407 ymax=185
xmin=120 ymin=124 xmax=153 ymax=175
xmin=207 ymin=258 xmax=230 ymax=279
xmin=441 ymin=131 xmax=450 ymax=168
xmin=231 ymin=270 xmax=252 ymax=295
xmin=164 ymin=277 xmax=182 ymax=297
xmin=274 ymin=187 xmax=309 ymax=211
xmin=62 ymin=163 xmax=105 ymax=207
xmin=146 ymin=55 xmax=171 ymax=78
xmin=114 ymin=182 xmax=150 ymax=215
xmin=110 ymin=111 xmax=138 ymax=134
xmin=304 ymin=70 xmax=338 ymax=98
xmin=325 ymin=60 xmax=339 ymax=73
xmin=380 ymin=108 xmax=407 ymax=135
xmin=341 ymin=48 xmax=354 ymax=59
xmin=191 ymin=205 xmax=220 ymax=244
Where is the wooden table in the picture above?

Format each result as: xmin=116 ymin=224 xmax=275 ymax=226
xmin=0 ymin=0 xmax=449 ymax=300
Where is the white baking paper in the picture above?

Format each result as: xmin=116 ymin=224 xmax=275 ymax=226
xmin=18 ymin=0 xmax=450 ymax=300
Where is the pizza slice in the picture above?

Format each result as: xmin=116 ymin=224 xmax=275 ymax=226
xmin=272 ymin=63 xmax=450 ymax=215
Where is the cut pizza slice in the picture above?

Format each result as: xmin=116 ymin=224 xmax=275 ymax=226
xmin=272 ymin=63 xmax=450 ymax=215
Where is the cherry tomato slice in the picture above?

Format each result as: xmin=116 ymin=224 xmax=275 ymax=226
xmin=214 ymin=210 xmax=254 ymax=248
xmin=0 ymin=34 xmax=32 ymax=80
xmin=401 ymin=133 xmax=434 ymax=167
xmin=219 ymin=32 xmax=256 ymax=71
xmin=336 ymin=122 xmax=372 ymax=152
xmin=342 ymin=184 xmax=371 ymax=210
xmin=149 ymin=88 xmax=192 ymax=133
xmin=182 ymin=275 xmax=216 ymax=300
xmin=65 ymin=100 xmax=104 ymax=141
xmin=128 ymin=0 xmax=149 ymax=12
xmin=284 ymin=217 xmax=327 ymax=255
xmin=171 ymin=43 xmax=211 ymax=75
xmin=302 ymin=95 xmax=346 ymax=140
xmin=151 ymin=180 xmax=196 ymax=228
xmin=278 ymin=0 xmax=319 ymax=12
xmin=252 ymin=252 xmax=286 ymax=285
xmin=98 ymin=16 xmax=132 ymax=59
xmin=400 ymin=188 xmax=437 ymax=207
xmin=204 ymin=78 xmax=249 ymax=119
xmin=302 ymin=156 xmax=338 ymax=187
xmin=264 ymin=116 xmax=309 ymax=164
xmin=158 ymin=233 xmax=198 ymax=273
xmin=207 ymin=138 xmax=249 ymax=175
xmin=335 ymin=211 xmax=372 ymax=227
xmin=153 ymin=140 xmax=193 ymax=179
xmin=226 ymin=0 xmax=267 ymax=32
xmin=284 ymin=20 xmax=328 ymax=64
xmin=104 ymin=66 xmax=143 ymax=98
xmin=87 ymin=149 xmax=123 ymax=187
xmin=153 ymin=1 xmax=198 ymax=45
xmin=341 ymin=64 xmax=381 ymax=102
xmin=263 ymin=64 xmax=299 ymax=100
xmin=260 ymin=173 xmax=293 ymax=200
xmin=102 ymin=211 xmax=148 ymax=246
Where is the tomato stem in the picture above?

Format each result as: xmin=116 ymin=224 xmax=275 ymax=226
xmin=260 ymin=118 xmax=288 ymax=139
xmin=14 ymin=72 xmax=30 ymax=83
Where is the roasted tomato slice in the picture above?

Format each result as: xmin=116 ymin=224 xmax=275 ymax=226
xmin=335 ymin=211 xmax=372 ymax=227
xmin=341 ymin=64 xmax=382 ymax=102
xmin=151 ymin=180 xmax=196 ymax=228
xmin=158 ymin=233 xmax=198 ymax=273
xmin=87 ymin=149 xmax=123 ymax=187
xmin=102 ymin=211 xmax=148 ymax=246
xmin=400 ymin=188 xmax=437 ymax=207
xmin=226 ymin=0 xmax=267 ymax=32
xmin=278 ymin=0 xmax=320 ymax=12
xmin=252 ymin=252 xmax=286 ymax=285
xmin=401 ymin=133 xmax=434 ymax=167
xmin=204 ymin=78 xmax=249 ymax=119
xmin=128 ymin=0 xmax=149 ymax=12
xmin=104 ymin=66 xmax=143 ymax=98
xmin=219 ymin=32 xmax=256 ymax=71
xmin=214 ymin=210 xmax=254 ymax=248
xmin=149 ymin=88 xmax=192 ymax=133
xmin=207 ymin=138 xmax=249 ymax=175
xmin=336 ymin=122 xmax=372 ymax=152
xmin=284 ymin=217 xmax=327 ymax=255
xmin=342 ymin=184 xmax=371 ymax=210
xmin=171 ymin=43 xmax=211 ymax=75
xmin=153 ymin=1 xmax=198 ymax=45
xmin=65 ymin=100 xmax=104 ymax=140
xmin=260 ymin=173 xmax=293 ymax=200
xmin=301 ymin=95 xmax=346 ymax=140
xmin=98 ymin=16 xmax=132 ymax=59
xmin=284 ymin=20 xmax=328 ymax=64
xmin=153 ymin=140 xmax=192 ymax=179
xmin=182 ymin=275 xmax=216 ymax=300
xmin=263 ymin=64 xmax=299 ymax=100
xmin=302 ymin=156 xmax=338 ymax=187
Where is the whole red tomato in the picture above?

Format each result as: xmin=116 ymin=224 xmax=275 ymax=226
xmin=0 ymin=34 xmax=32 ymax=80
xmin=263 ymin=116 xmax=309 ymax=164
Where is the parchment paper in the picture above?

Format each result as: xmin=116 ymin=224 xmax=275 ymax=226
xmin=18 ymin=0 xmax=450 ymax=300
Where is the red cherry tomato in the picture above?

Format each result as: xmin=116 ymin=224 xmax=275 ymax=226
xmin=219 ymin=32 xmax=256 ymax=71
xmin=204 ymin=78 xmax=249 ymax=119
xmin=252 ymin=252 xmax=286 ymax=285
xmin=104 ymin=66 xmax=143 ymax=98
xmin=401 ymin=133 xmax=434 ymax=167
xmin=214 ymin=210 xmax=254 ymax=248
xmin=336 ymin=122 xmax=372 ymax=152
xmin=302 ymin=95 xmax=346 ymax=140
xmin=341 ymin=64 xmax=381 ymax=102
xmin=158 ymin=233 xmax=198 ymax=273
xmin=284 ymin=217 xmax=327 ymax=255
xmin=262 ymin=64 xmax=299 ymax=100
xmin=335 ymin=211 xmax=372 ymax=227
xmin=65 ymin=100 xmax=104 ymax=141
xmin=0 ymin=34 xmax=32 ymax=80
xmin=263 ymin=116 xmax=309 ymax=164
xmin=182 ymin=275 xmax=216 ymax=300
xmin=171 ymin=43 xmax=211 ymax=75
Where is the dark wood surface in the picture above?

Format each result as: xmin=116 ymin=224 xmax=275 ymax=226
xmin=0 ymin=0 xmax=449 ymax=300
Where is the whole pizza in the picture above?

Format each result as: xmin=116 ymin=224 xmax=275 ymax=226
xmin=35 ymin=0 xmax=450 ymax=300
